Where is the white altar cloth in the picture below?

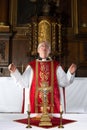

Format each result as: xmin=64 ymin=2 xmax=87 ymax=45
xmin=0 ymin=113 xmax=87 ymax=130
xmin=0 ymin=77 xmax=87 ymax=113
xmin=66 ymin=77 xmax=87 ymax=113
xmin=0 ymin=77 xmax=23 ymax=112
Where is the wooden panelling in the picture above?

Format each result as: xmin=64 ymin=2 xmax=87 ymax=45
xmin=0 ymin=0 xmax=87 ymax=77
xmin=0 ymin=0 xmax=9 ymax=24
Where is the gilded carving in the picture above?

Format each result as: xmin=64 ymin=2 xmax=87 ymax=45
xmin=39 ymin=62 xmax=50 ymax=82
xmin=38 ymin=20 xmax=51 ymax=44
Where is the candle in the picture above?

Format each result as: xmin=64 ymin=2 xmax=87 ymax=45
xmin=28 ymin=104 xmax=30 ymax=112
xmin=60 ymin=104 xmax=62 ymax=112
xmin=22 ymin=64 xmax=23 ymax=73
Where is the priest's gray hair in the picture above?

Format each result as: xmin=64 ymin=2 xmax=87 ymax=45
xmin=38 ymin=41 xmax=51 ymax=53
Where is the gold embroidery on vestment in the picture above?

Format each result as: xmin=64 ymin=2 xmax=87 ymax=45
xmin=35 ymin=61 xmax=54 ymax=113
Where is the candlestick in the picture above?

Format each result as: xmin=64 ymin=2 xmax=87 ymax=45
xmin=58 ymin=108 xmax=64 ymax=128
xmin=26 ymin=111 xmax=32 ymax=128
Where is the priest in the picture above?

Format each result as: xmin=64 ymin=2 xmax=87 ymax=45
xmin=8 ymin=41 xmax=77 ymax=113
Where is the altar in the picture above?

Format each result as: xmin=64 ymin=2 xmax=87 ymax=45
xmin=0 ymin=77 xmax=87 ymax=113
xmin=0 ymin=113 xmax=87 ymax=130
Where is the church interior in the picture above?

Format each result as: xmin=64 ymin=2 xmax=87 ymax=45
xmin=0 ymin=0 xmax=87 ymax=130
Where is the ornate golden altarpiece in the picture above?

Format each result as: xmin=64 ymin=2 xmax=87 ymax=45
xmin=26 ymin=16 xmax=62 ymax=59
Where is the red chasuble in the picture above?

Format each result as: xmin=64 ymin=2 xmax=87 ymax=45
xmin=29 ymin=60 xmax=60 ymax=113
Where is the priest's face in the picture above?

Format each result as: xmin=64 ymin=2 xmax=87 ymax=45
xmin=37 ymin=42 xmax=51 ymax=59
